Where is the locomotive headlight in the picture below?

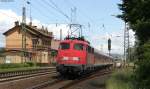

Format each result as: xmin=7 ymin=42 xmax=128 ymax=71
xmin=62 ymin=57 xmax=69 ymax=60
xmin=72 ymin=57 xmax=80 ymax=61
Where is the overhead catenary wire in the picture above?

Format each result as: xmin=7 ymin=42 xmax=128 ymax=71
xmin=45 ymin=0 xmax=70 ymax=21
xmin=31 ymin=0 xmax=68 ymax=23
xmin=31 ymin=4 xmax=51 ymax=20
xmin=35 ymin=0 xmax=72 ymax=32
xmin=63 ymin=0 xmax=94 ymax=34
xmin=65 ymin=0 xmax=108 ymax=33
xmin=64 ymin=0 xmax=92 ymax=38
xmin=32 ymin=0 xmax=56 ymax=20
xmin=27 ymin=0 xmax=90 ymax=28
xmin=64 ymin=0 xmax=94 ymax=23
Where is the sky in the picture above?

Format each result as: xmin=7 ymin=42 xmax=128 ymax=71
xmin=0 ymin=0 xmax=135 ymax=54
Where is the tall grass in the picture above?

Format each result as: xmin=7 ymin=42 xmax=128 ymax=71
xmin=106 ymin=68 xmax=134 ymax=89
xmin=0 ymin=62 xmax=38 ymax=72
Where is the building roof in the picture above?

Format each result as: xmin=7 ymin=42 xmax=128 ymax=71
xmin=3 ymin=22 xmax=53 ymax=38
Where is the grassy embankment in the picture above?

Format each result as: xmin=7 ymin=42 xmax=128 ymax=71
xmin=0 ymin=62 xmax=39 ymax=72
xmin=0 ymin=67 xmax=41 ymax=72
xmin=106 ymin=67 xmax=134 ymax=89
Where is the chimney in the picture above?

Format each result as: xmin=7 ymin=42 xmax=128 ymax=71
xmin=29 ymin=22 xmax=32 ymax=26
xmin=41 ymin=26 xmax=44 ymax=30
xmin=14 ymin=21 xmax=19 ymax=26
xmin=45 ymin=27 xmax=48 ymax=33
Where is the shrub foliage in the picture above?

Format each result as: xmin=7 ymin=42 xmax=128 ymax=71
xmin=118 ymin=0 xmax=150 ymax=88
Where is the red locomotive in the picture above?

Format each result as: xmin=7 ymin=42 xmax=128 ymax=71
xmin=56 ymin=37 xmax=113 ymax=75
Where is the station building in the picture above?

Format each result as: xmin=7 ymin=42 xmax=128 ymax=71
xmin=0 ymin=21 xmax=60 ymax=64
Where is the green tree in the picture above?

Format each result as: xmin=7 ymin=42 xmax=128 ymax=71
xmin=51 ymin=50 xmax=57 ymax=62
xmin=51 ymin=50 xmax=57 ymax=57
xmin=135 ymin=41 xmax=150 ymax=89
xmin=0 ymin=48 xmax=5 ymax=57
xmin=118 ymin=0 xmax=150 ymax=88
xmin=118 ymin=0 xmax=150 ymax=43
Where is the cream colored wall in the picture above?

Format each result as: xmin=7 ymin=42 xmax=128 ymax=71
xmin=41 ymin=52 xmax=49 ymax=63
xmin=6 ymin=29 xmax=33 ymax=50
xmin=5 ymin=55 xmax=22 ymax=63
xmin=0 ymin=57 xmax=5 ymax=64
xmin=6 ymin=30 xmax=22 ymax=49
xmin=4 ymin=27 xmax=53 ymax=64
xmin=26 ymin=35 xmax=33 ymax=49
xmin=35 ymin=51 xmax=49 ymax=63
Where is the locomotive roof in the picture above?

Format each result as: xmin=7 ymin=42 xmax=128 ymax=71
xmin=61 ymin=37 xmax=113 ymax=59
xmin=60 ymin=39 xmax=89 ymax=45
xmin=94 ymin=48 xmax=113 ymax=59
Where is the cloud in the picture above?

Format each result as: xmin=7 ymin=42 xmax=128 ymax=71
xmin=0 ymin=9 xmax=136 ymax=55
xmin=89 ymin=30 xmax=135 ymax=54
xmin=0 ymin=9 xmax=21 ymax=47
xmin=47 ymin=24 xmax=69 ymax=39
xmin=0 ymin=9 xmax=35 ymax=47
xmin=0 ymin=9 xmax=69 ymax=47
xmin=0 ymin=9 xmax=19 ymax=32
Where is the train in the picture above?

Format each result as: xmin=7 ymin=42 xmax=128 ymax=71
xmin=56 ymin=37 xmax=113 ymax=76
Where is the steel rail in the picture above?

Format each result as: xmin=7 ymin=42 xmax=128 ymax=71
xmin=0 ymin=67 xmax=56 ymax=82
xmin=60 ymin=70 xmax=112 ymax=89
xmin=27 ymin=79 xmax=64 ymax=89
xmin=27 ymin=69 xmax=112 ymax=89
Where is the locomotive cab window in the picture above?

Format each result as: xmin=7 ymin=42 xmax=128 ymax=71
xmin=74 ymin=43 xmax=84 ymax=50
xmin=59 ymin=43 xmax=70 ymax=50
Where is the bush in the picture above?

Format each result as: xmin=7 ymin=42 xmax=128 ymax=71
xmin=51 ymin=62 xmax=56 ymax=66
xmin=134 ymin=41 xmax=150 ymax=89
xmin=36 ymin=63 xmax=50 ymax=67
xmin=25 ymin=62 xmax=34 ymax=67
xmin=0 ymin=63 xmax=34 ymax=69
xmin=135 ymin=60 xmax=150 ymax=89
xmin=0 ymin=63 xmax=23 ymax=69
xmin=106 ymin=68 xmax=134 ymax=89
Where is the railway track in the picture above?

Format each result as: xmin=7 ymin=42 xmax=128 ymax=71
xmin=60 ymin=69 xmax=111 ymax=89
xmin=0 ymin=67 xmax=56 ymax=82
xmin=28 ymin=69 xmax=112 ymax=89
xmin=27 ymin=79 xmax=65 ymax=89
